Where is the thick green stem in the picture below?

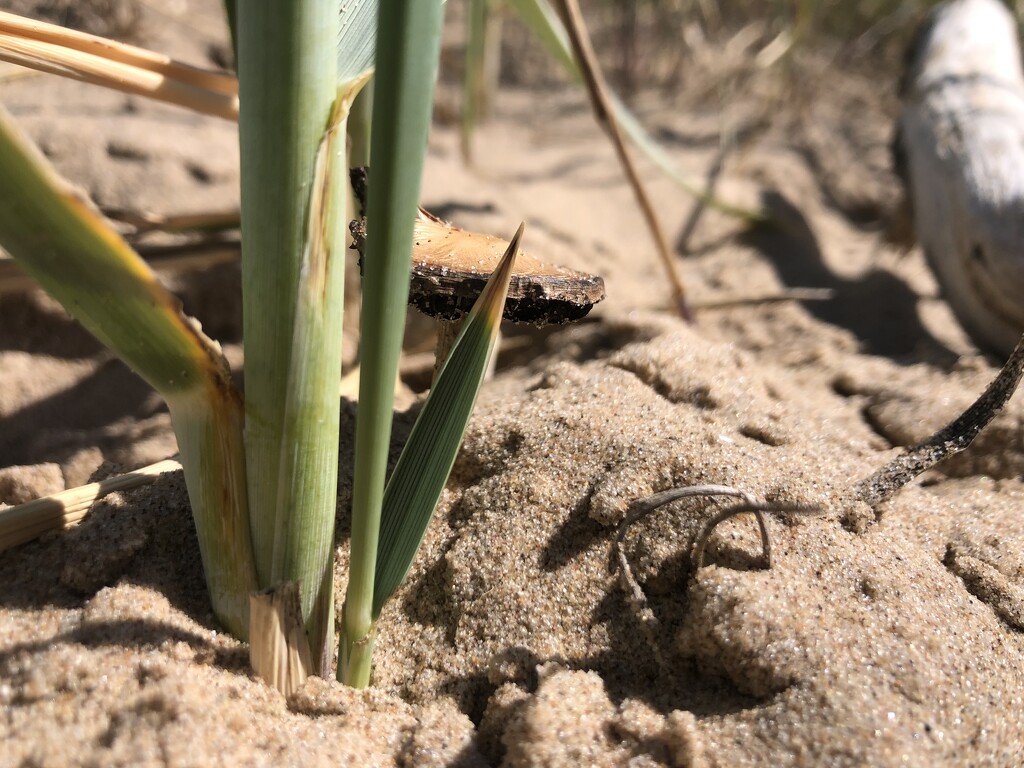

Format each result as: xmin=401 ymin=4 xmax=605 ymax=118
xmin=340 ymin=615 xmax=377 ymax=688
xmin=237 ymin=3 xmax=343 ymax=674
xmin=168 ymin=384 xmax=256 ymax=638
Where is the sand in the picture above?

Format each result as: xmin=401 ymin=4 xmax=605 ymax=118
xmin=3 ymin=2 xmax=1024 ymax=766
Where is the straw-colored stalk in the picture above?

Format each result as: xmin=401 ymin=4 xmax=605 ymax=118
xmin=0 ymin=10 xmax=238 ymax=119
xmin=249 ymin=582 xmax=313 ymax=698
xmin=0 ymin=459 xmax=181 ymax=552
xmin=552 ymin=0 xmax=691 ymax=318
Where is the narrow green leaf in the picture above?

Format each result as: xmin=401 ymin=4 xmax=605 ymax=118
xmin=461 ymin=0 xmax=489 ymax=161
xmin=337 ymin=0 xmax=379 ymax=86
xmin=0 ymin=107 xmax=220 ymax=395
xmin=341 ymin=0 xmax=446 ymax=688
xmin=506 ymin=0 xmax=577 ymax=74
xmin=268 ymin=93 xmax=353 ymax=672
xmin=372 ymin=225 xmax=524 ymax=617
xmin=609 ymin=94 xmax=766 ymax=223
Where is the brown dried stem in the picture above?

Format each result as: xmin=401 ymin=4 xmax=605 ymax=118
xmin=613 ymin=484 xmax=814 ymax=676
xmin=854 ymin=332 xmax=1024 ymax=507
xmin=552 ymin=0 xmax=692 ymax=320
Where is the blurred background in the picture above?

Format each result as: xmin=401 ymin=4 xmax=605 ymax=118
xmin=447 ymin=1 xmax=979 ymax=95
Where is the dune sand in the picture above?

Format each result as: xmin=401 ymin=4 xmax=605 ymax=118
xmin=2 ymin=2 xmax=1024 ymax=765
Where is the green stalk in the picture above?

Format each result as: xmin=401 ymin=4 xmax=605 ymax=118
xmin=169 ymin=383 xmax=253 ymax=635
xmin=0 ymin=107 xmax=257 ymax=636
xmin=506 ymin=0 xmax=577 ymax=73
xmin=237 ymin=3 xmax=343 ymax=673
xmin=341 ymin=0 xmax=445 ymax=688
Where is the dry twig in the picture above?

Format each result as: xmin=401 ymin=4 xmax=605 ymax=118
xmin=854 ymin=332 xmax=1024 ymax=507
xmin=552 ymin=0 xmax=692 ymax=319
xmin=613 ymin=484 xmax=814 ymax=673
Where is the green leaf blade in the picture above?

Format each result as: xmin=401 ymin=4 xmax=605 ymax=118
xmin=506 ymin=0 xmax=579 ymax=77
xmin=338 ymin=0 xmax=379 ymax=86
xmin=0 ymin=108 xmax=219 ymax=395
xmin=461 ymin=0 xmax=490 ymax=160
xmin=267 ymin=99 xmax=350 ymax=670
xmin=371 ymin=224 xmax=523 ymax=617
xmin=506 ymin=0 xmax=764 ymax=222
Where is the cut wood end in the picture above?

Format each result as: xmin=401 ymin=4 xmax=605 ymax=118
xmin=348 ymin=167 xmax=606 ymax=325
xmin=409 ymin=210 xmax=605 ymax=324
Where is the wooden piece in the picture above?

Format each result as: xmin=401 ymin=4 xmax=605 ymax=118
xmin=348 ymin=168 xmax=605 ymax=326
xmin=896 ymin=0 xmax=1024 ymax=356
xmin=409 ymin=209 xmax=605 ymax=323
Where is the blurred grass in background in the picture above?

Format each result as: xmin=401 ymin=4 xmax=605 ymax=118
xmin=12 ymin=1 xmax=1019 ymax=106
xmin=444 ymin=0 xmax=1023 ymax=101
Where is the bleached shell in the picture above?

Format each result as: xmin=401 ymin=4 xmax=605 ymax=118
xmin=898 ymin=0 xmax=1024 ymax=355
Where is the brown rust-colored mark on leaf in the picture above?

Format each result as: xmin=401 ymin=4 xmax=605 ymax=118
xmin=303 ymin=106 xmax=348 ymax=304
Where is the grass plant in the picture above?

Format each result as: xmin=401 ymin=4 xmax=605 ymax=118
xmin=0 ymin=0 xmax=521 ymax=689
xmin=3 ymin=0 xmax=1024 ymax=700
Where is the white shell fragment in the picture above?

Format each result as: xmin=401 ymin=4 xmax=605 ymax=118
xmin=897 ymin=0 xmax=1024 ymax=355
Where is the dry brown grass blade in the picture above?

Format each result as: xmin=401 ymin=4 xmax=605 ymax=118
xmin=0 ymin=11 xmax=235 ymax=93
xmin=0 ymin=458 xmax=181 ymax=552
xmin=102 ymin=208 xmax=240 ymax=235
xmin=0 ymin=10 xmax=238 ymax=119
xmin=552 ymin=0 xmax=691 ymax=320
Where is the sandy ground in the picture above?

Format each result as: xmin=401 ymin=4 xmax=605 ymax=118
xmin=3 ymin=2 xmax=1024 ymax=766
